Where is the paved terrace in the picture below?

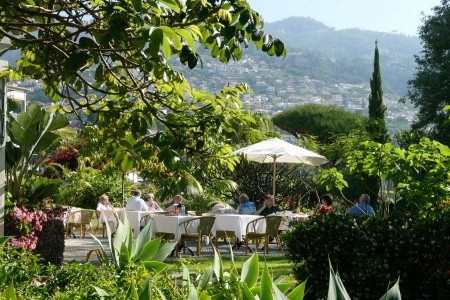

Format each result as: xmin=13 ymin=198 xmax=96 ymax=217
xmin=64 ymin=236 xmax=286 ymax=263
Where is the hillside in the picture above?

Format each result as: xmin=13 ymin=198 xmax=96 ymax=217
xmin=262 ymin=17 xmax=421 ymax=95
xmin=4 ymin=17 xmax=421 ymax=133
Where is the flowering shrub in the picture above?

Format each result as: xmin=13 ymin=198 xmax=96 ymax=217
xmin=283 ymin=211 xmax=450 ymax=299
xmin=8 ymin=204 xmax=66 ymax=251
xmin=41 ymin=147 xmax=78 ymax=178
xmin=9 ymin=206 xmax=48 ymax=250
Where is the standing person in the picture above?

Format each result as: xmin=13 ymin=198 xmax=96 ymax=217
xmin=255 ymin=194 xmax=280 ymax=216
xmin=165 ymin=194 xmax=185 ymax=214
xmin=316 ymin=194 xmax=333 ymax=214
xmin=126 ymin=189 xmax=147 ymax=211
xmin=237 ymin=193 xmax=256 ymax=215
xmin=96 ymin=194 xmax=116 ymax=232
xmin=146 ymin=193 xmax=162 ymax=212
xmin=348 ymin=194 xmax=375 ymax=217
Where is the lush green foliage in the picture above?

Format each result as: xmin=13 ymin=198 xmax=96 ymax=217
xmin=1 ymin=216 xmax=309 ymax=299
xmin=408 ymin=0 xmax=450 ymax=146
xmin=318 ymin=137 xmax=450 ymax=214
xmin=283 ymin=211 xmax=450 ymax=299
xmin=53 ymin=164 xmax=135 ymax=209
xmin=5 ymin=102 xmax=69 ymax=204
xmin=272 ymin=104 xmax=367 ymax=144
xmin=0 ymin=0 xmax=286 ymax=178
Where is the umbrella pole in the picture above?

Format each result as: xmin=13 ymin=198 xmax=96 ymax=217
xmin=272 ymin=157 xmax=277 ymax=201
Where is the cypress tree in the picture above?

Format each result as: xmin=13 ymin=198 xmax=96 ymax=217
xmin=363 ymin=41 xmax=389 ymax=213
xmin=367 ymin=40 xmax=388 ymax=143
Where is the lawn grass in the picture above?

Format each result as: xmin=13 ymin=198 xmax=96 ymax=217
xmin=166 ymin=254 xmax=299 ymax=285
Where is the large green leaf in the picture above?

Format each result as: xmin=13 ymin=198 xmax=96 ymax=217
xmin=327 ymin=261 xmax=351 ymax=300
xmin=34 ymin=132 xmax=60 ymax=152
xmin=46 ymin=113 xmax=70 ymax=131
xmin=159 ymin=0 xmax=180 ymax=13
xmin=136 ymin=239 xmax=161 ymax=262
xmin=213 ymin=247 xmax=224 ymax=280
xmin=0 ymin=236 xmax=12 ymax=245
xmin=91 ymin=285 xmax=110 ymax=297
xmin=142 ymin=261 xmax=166 ymax=274
xmin=149 ymin=28 xmax=164 ymax=57
xmin=126 ymin=281 xmax=139 ymax=300
xmin=134 ymin=219 xmax=154 ymax=256
xmin=139 ymin=279 xmax=152 ymax=300
xmin=260 ymin=264 xmax=274 ymax=300
xmin=25 ymin=177 xmax=62 ymax=204
xmin=287 ymin=280 xmax=306 ymax=300
xmin=240 ymin=252 xmax=259 ymax=288
xmin=151 ymin=240 xmax=178 ymax=261
xmin=379 ymin=278 xmax=402 ymax=300
xmin=241 ymin=283 xmax=257 ymax=300
xmin=4 ymin=282 xmax=17 ymax=300
xmin=198 ymin=267 xmax=214 ymax=291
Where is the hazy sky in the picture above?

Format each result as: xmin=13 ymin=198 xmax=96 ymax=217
xmin=247 ymin=0 xmax=441 ymax=36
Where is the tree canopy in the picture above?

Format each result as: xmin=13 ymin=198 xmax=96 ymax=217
xmin=0 ymin=0 xmax=286 ymax=172
xmin=408 ymin=0 xmax=450 ymax=146
xmin=272 ymin=104 xmax=367 ymax=144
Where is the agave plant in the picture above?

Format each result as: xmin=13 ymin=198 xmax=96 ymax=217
xmin=90 ymin=216 xmax=179 ymax=298
xmin=327 ymin=260 xmax=401 ymax=300
xmin=90 ymin=215 xmax=177 ymax=271
xmin=194 ymin=247 xmax=307 ymax=299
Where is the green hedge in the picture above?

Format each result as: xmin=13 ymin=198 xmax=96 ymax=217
xmin=283 ymin=211 xmax=450 ymax=299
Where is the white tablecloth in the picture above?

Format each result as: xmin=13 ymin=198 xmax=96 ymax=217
xmin=117 ymin=210 xmax=150 ymax=238
xmin=151 ymin=215 xmax=198 ymax=240
xmin=278 ymin=212 xmax=309 ymax=231
xmin=213 ymin=214 xmax=265 ymax=240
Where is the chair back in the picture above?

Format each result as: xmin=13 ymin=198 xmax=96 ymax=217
xmin=246 ymin=217 xmax=265 ymax=234
xmin=198 ymin=216 xmax=216 ymax=236
xmin=265 ymin=215 xmax=283 ymax=236
xmin=79 ymin=210 xmax=95 ymax=224
xmin=68 ymin=209 xmax=94 ymax=224
xmin=140 ymin=214 xmax=153 ymax=228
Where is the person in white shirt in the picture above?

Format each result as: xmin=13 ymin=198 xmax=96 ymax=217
xmin=96 ymin=194 xmax=116 ymax=232
xmin=126 ymin=189 xmax=147 ymax=211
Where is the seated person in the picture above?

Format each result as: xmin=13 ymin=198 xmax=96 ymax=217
xmin=255 ymin=194 xmax=280 ymax=216
xmin=237 ymin=193 xmax=256 ymax=215
xmin=348 ymin=194 xmax=375 ymax=217
xmin=146 ymin=193 xmax=163 ymax=213
xmin=165 ymin=194 xmax=185 ymax=214
xmin=316 ymin=194 xmax=333 ymax=214
xmin=125 ymin=189 xmax=148 ymax=211
xmin=96 ymin=194 xmax=116 ymax=232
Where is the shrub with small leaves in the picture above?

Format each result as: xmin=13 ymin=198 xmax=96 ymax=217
xmin=283 ymin=211 xmax=450 ymax=299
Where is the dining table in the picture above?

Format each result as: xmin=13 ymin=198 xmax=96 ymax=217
xmin=277 ymin=211 xmax=309 ymax=231
xmin=151 ymin=214 xmax=198 ymax=240
xmin=116 ymin=209 xmax=151 ymax=238
xmin=212 ymin=214 xmax=266 ymax=242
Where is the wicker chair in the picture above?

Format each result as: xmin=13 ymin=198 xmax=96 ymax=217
xmin=93 ymin=210 xmax=119 ymax=237
xmin=244 ymin=215 xmax=283 ymax=255
xmin=66 ymin=209 xmax=95 ymax=238
xmin=177 ymin=216 xmax=216 ymax=256
xmin=214 ymin=230 xmax=236 ymax=246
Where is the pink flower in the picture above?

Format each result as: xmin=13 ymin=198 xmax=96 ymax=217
xmin=9 ymin=205 xmax=51 ymax=251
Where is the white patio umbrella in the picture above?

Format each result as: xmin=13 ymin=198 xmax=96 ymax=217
xmin=234 ymin=138 xmax=328 ymax=199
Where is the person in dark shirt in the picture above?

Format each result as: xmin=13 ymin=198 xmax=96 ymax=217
xmin=255 ymin=194 xmax=280 ymax=216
